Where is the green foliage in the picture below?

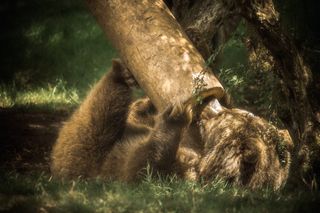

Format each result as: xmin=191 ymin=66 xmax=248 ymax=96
xmin=216 ymin=22 xmax=248 ymax=70
xmin=218 ymin=63 xmax=284 ymax=125
xmin=1 ymin=172 xmax=320 ymax=212
xmin=0 ymin=0 xmax=117 ymax=95
xmin=214 ymin=22 xmax=285 ymax=125
xmin=219 ymin=64 xmax=273 ymax=106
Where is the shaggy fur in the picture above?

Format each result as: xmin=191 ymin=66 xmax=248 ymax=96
xmin=51 ymin=59 xmax=293 ymax=190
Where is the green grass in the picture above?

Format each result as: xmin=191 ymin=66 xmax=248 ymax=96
xmin=0 ymin=0 xmax=119 ymax=111
xmin=0 ymin=81 xmax=80 ymax=110
xmin=1 ymin=172 xmax=319 ymax=213
xmin=1 ymin=0 xmax=117 ymax=92
xmin=0 ymin=80 xmax=146 ymax=110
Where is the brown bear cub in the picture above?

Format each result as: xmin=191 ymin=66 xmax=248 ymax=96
xmin=51 ymin=59 xmax=293 ymax=190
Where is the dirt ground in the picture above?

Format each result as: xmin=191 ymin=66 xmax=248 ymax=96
xmin=0 ymin=107 xmax=71 ymax=174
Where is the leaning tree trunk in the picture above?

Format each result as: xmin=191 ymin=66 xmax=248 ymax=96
xmin=86 ymin=0 xmax=319 ymax=186
xmin=86 ymin=0 xmax=224 ymax=111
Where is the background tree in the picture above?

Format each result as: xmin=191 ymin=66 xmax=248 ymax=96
xmin=165 ymin=0 xmax=320 ymax=186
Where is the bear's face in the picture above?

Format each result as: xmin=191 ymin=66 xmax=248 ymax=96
xmin=198 ymin=109 xmax=293 ymax=189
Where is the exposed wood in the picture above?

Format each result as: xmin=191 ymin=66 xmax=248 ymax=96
xmin=86 ymin=0 xmax=224 ymax=111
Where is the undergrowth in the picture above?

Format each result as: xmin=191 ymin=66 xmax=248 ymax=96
xmin=1 ymin=171 xmax=319 ymax=213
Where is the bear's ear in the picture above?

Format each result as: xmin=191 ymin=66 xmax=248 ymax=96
xmin=112 ymin=58 xmax=123 ymax=71
xmin=279 ymin=129 xmax=294 ymax=151
xmin=242 ymin=138 xmax=260 ymax=164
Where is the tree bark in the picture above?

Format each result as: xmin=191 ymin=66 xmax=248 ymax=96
xmin=169 ymin=0 xmax=320 ymax=184
xmin=167 ymin=0 xmax=240 ymax=66
xmin=236 ymin=0 xmax=320 ymax=184
xmin=86 ymin=0 xmax=319 ymax=185
xmin=86 ymin=0 xmax=224 ymax=111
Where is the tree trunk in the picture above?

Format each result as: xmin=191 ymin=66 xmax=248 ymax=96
xmin=86 ymin=0 xmax=224 ymax=111
xmin=168 ymin=0 xmax=320 ymax=185
xmin=167 ymin=0 xmax=241 ymax=66
xmin=237 ymin=0 xmax=320 ymax=184
xmin=86 ymin=0 xmax=319 ymax=186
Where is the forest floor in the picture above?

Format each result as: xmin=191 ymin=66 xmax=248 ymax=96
xmin=1 ymin=106 xmax=320 ymax=213
xmin=0 ymin=107 xmax=70 ymax=175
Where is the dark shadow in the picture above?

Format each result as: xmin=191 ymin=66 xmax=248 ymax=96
xmin=0 ymin=0 xmax=116 ymax=91
xmin=0 ymin=106 xmax=72 ymax=173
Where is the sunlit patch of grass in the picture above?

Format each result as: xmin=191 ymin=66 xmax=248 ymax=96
xmin=0 ymin=80 xmax=80 ymax=109
xmin=0 ymin=171 xmax=319 ymax=212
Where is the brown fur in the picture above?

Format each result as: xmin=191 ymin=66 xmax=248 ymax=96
xmin=51 ymin=59 xmax=292 ymax=190
xmin=198 ymin=108 xmax=293 ymax=189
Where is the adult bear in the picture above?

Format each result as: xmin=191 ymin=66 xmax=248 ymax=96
xmin=51 ymin=59 xmax=292 ymax=190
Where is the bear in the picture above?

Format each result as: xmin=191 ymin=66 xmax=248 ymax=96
xmin=51 ymin=59 xmax=293 ymax=190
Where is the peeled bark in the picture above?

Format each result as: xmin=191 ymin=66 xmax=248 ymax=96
xmin=86 ymin=0 xmax=224 ymax=111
